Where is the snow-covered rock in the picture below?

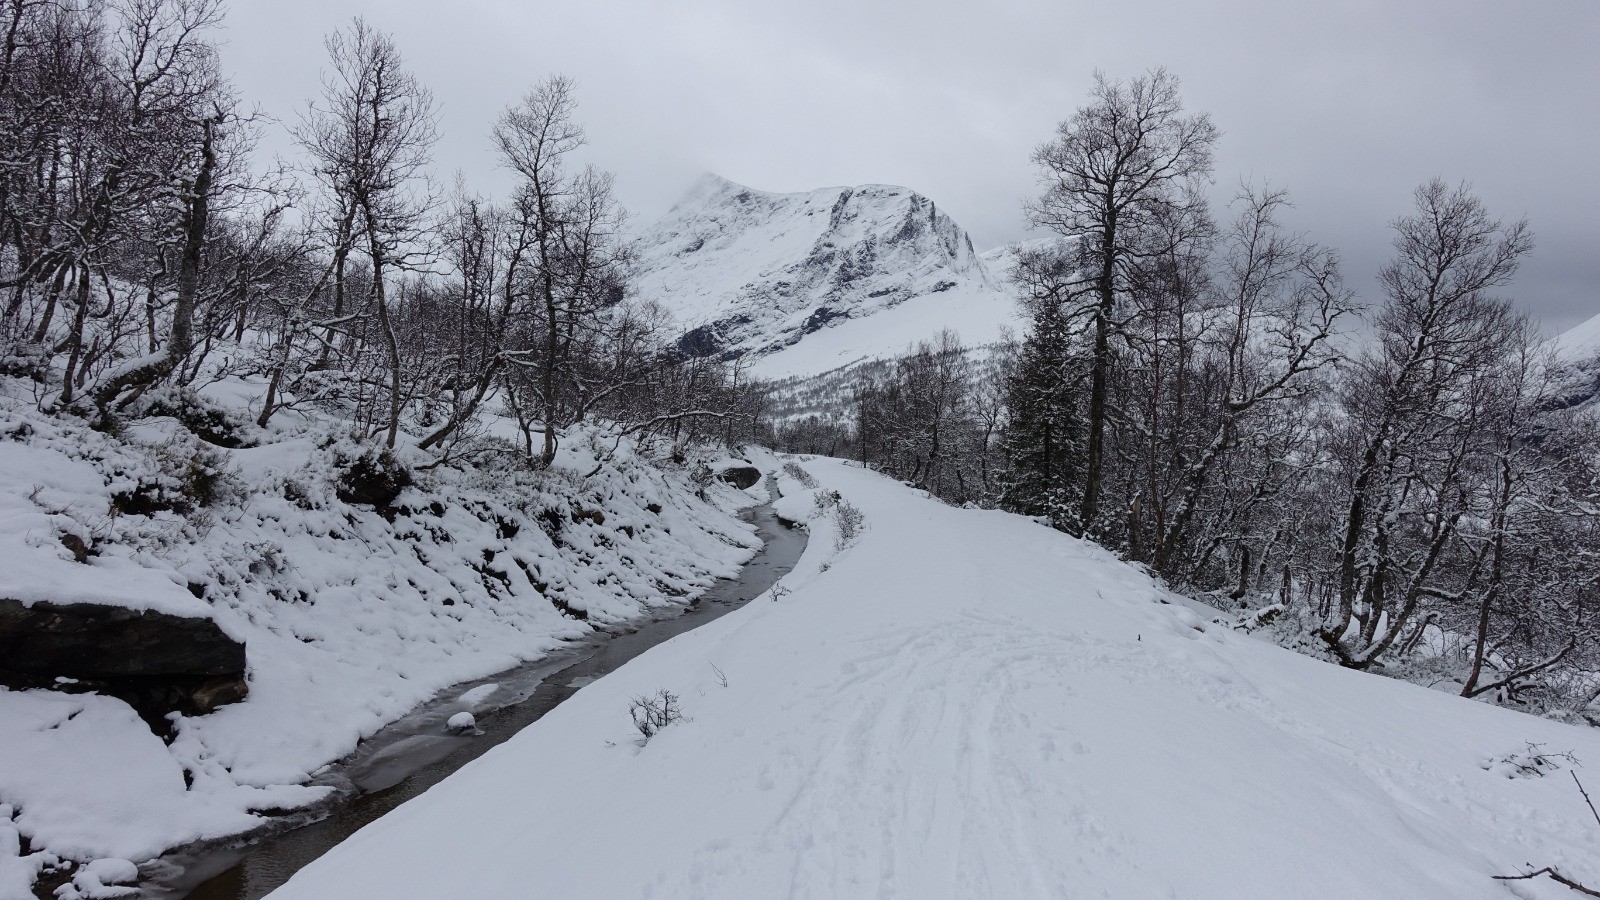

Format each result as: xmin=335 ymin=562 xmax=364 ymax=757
xmin=445 ymin=712 xmax=476 ymax=734
xmin=632 ymin=174 xmax=1023 ymax=378
xmin=54 ymin=858 xmax=139 ymax=900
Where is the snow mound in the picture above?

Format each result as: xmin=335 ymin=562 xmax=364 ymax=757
xmin=54 ymin=858 xmax=139 ymax=900
xmin=454 ymin=685 xmax=498 ymax=707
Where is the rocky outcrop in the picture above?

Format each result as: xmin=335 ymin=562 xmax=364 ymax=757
xmin=0 ymin=598 xmax=247 ymax=730
xmin=716 ymin=466 xmax=762 ymax=490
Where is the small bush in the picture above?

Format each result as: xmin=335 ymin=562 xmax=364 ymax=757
xmin=690 ymin=463 xmax=715 ymax=489
xmin=281 ymin=475 xmax=317 ymax=510
xmin=811 ymin=489 xmax=864 ymax=550
xmin=113 ymin=440 xmax=241 ymax=516
xmin=333 ymin=444 xmax=412 ymax=508
xmin=171 ymin=441 xmax=240 ymax=509
xmin=629 ymin=689 xmax=684 ymax=741
xmin=834 ymin=499 xmax=864 ymax=550
xmin=1483 ymin=742 xmax=1579 ymax=779
xmin=142 ymin=387 xmax=254 ymax=448
xmin=782 ymin=461 xmax=820 ymax=489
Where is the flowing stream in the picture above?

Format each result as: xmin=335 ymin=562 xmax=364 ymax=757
xmin=137 ymin=487 xmax=805 ymax=900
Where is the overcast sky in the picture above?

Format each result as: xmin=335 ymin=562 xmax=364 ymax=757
xmin=221 ymin=0 xmax=1598 ymax=332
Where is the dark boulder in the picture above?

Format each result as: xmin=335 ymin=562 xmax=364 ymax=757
xmin=716 ymin=466 xmax=761 ymax=490
xmin=0 ymin=598 xmax=248 ymax=731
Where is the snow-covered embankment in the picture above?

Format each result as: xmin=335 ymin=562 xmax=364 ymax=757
xmin=0 ymin=394 xmax=764 ymax=897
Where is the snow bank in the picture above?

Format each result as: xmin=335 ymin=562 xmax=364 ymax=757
xmin=769 ymin=487 xmax=821 ymax=525
xmin=270 ymin=458 xmax=1600 ymax=900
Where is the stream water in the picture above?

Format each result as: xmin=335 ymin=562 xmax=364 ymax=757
xmin=136 ymin=489 xmax=805 ymax=900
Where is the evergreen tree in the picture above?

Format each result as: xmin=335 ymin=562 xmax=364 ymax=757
xmin=1000 ymin=301 xmax=1084 ymax=532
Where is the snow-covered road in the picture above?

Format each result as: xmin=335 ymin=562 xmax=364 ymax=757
xmin=267 ymin=458 xmax=1600 ymax=899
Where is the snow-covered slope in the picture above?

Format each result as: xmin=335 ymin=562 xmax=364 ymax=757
xmin=267 ymin=457 xmax=1600 ymax=900
xmin=1552 ymin=310 xmax=1600 ymax=364
xmin=632 ymin=175 xmax=1022 ymax=378
xmin=1548 ymin=309 xmax=1600 ymax=410
xmin=0 ymin=386 xmax=762 ymax=891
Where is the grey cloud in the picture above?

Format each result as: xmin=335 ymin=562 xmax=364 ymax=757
xmin=221 ymin=0 xmax=1598 ymax=330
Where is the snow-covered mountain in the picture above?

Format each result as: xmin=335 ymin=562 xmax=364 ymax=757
xmin=631 ymin=174 xmax=1023 ymax=379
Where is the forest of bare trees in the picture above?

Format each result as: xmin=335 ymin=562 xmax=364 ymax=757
xmin=0 ymin=1 xmax=762 ymax=474
xmin=770 ymin=70 xmax=1600 ymax=717
xmin=1 ymin=1 xmax=1592 ymax=717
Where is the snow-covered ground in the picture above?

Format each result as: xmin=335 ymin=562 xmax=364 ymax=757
xmin=0 ymin=382 xmax=765 ymax=898
xmin=745 ymin=280 xmax=1016 ymax=381
xmin=267 ymin=457 xmax=1600 ymax=900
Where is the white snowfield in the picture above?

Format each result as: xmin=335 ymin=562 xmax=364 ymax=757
xmin=269 ymin=459 xmax=1600 ymax=900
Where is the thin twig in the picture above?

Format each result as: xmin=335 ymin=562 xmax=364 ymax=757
xmin=1491 ymin=867 xmax=1600 ymax=897
xmin=1577 ymin=771 xmax=1600 ymax=829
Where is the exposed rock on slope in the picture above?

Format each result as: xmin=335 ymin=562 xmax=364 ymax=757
xmin=0 ymin=598 xmax=247 ymax=727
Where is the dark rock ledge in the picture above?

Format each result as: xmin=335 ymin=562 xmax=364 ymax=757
xmin=0 ymin=598 xmax=247 ymax=733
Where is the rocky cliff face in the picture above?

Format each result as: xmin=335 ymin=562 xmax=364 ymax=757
xmin=632 ymin=174 xmax=1006 ymax=364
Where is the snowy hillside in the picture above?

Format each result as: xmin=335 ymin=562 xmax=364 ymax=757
xmin=631 ymin=174 xmax=1023 ymax=378
xmin=1548 ymin=309 xmax=1600 ymax=411
xmin=268 ymin=457 xmax=1600 ymax=900
xmin=1552 ymin=310 xmax=1600 ymax=365
xmin=0 ymin=383 xmax=763 ymax=896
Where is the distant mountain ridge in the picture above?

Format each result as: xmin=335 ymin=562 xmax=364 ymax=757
xmin=630 ymin=174 xmax=1022 ymax=378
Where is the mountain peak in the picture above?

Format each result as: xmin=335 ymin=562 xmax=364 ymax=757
xmin=633 ymin=175 xmax=1009 ymax=372
xmin=672 ymin=172 xmax=761 ymax=209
